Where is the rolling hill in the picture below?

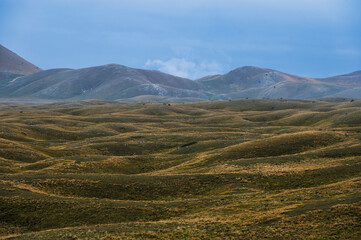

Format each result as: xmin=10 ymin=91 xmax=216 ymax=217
xmin=0 ymin=98 xmax=360 ymax=239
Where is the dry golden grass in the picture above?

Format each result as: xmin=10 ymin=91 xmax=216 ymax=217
xmin=0 ymin=98 xmax=360 ymax=239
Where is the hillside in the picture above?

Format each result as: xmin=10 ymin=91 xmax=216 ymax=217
xmin=1 ymin=64 xmax=357 ymax=102
xmin=0 ymin=99 xmax=360 ymax=239
xmin=0 ymin=45 xmax=360 ymax=101
xmin=317 ymin=70 xmax=361 ymax=87
xmin=0 ymin=64 xmax=209 ymax=100
xmin=196 ymin=66 xmax=348 ymax=99
xmin=0 ymin=45 xmax=41 ymax=75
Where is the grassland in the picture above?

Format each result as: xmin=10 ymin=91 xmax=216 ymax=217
xmin=0 ymin=98 xmax=360 ymax=239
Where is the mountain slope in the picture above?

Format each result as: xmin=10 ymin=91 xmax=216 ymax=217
xmin=0 ymin=44 xmax=360 ymax=102
xmin=0 ymin=64 xmax=209 ymax=100
xmin=223 ymin=81 xmax=345 ymax=100
xmin=317 ymin=70 xmax=361 ymax=87
xmin=196 ymin=66 xmax=353 ymax=99
xmin=0 ymin=44 xmax=41 ymax=75
xmin=197 ymin=66 xmax=320 ymax=93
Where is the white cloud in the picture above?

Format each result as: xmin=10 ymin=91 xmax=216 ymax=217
xmin=145 ymin=58 xmax=224 ymax=80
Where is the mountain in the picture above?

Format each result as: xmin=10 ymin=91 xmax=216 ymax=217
xmin=0 ymin=45 xmax=360 ymax=102
xmin=0 ymin=44 xmax=41 ymax=75
xmin=317 ymin=70 xmax=361 ymax=87
xmin=0 ymin=64 xmax=210 ymax=100
xmin=0 ymin=64 xmax=359 ymax=102
xmin=196 ymin=66 xmax=349 ymax=99
xmin=196 ymin=66 xmax=294 ymax=93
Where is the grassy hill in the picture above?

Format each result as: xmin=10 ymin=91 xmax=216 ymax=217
xmin=0 ymin=98 xmax=360 ymax=239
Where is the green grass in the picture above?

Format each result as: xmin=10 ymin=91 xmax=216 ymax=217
xmin=0 ymin=98 xmax=360 ymax=239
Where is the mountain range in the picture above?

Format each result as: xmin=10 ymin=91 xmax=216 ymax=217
xmin=0 ymin=44 xmax=360 ymax=102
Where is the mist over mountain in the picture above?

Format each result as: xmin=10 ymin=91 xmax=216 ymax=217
xmin=0 ymin=45 xmax=360 ymax=102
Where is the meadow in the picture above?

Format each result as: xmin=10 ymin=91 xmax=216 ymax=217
xmin=0 ymin=98 xmax=360 ymax=239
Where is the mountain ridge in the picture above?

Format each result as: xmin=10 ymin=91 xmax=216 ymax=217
xmin=0 ymin=44 xmax=42 ymax=75
xmin=0 ymin=64 xmax=209 ymax=100
xmin=0 ymin=45 xmax=360 ymax=102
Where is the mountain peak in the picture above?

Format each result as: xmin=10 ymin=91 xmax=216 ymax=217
xmin=228 ymin=66 xmax=271 ymax=76
xmin=235 ymin=65 xmax=265 ymax=70
xmin=0 ymin=44 xmax=42 ymax=75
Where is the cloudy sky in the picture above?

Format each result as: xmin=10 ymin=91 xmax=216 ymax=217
xmin=1 ymin=0 xmax=360 ymax=79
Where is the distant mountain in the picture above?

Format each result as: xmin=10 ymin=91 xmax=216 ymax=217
xmin=0 ymin=45 xmax=360 ymax=102
xmin=317 ymin=71 xmax=361 ymax=87
xmin=196 ymin=66 xmax=349 ymax=99
xmin=0 ymin=44 xmax=41 ymax=75
xmin=196 ymin=66 xmax=298 ymax=93
xmin=0 ymin=64 xmax=210 ymax=100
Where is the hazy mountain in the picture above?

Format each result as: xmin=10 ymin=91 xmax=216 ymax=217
xmin=0 ymin=45 xmax=360 ymax=102
xmin=0 ymin=44 xmax=41 ymax=75
xmin=317 ymin=70 xmax=361 ymax=87
xmin=0 ymin=64 xmax=210 ymax=100
xmin=196 ymin=66 xmax=314 ymax=92
xmin=196 ymin=66 xmax=353 ymax=100
xmin=0 ymin=72 xmax=24 ymax=85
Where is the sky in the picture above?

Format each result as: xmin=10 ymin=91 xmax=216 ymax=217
xmin=0 ymin=0 xmax=360 ymax=79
